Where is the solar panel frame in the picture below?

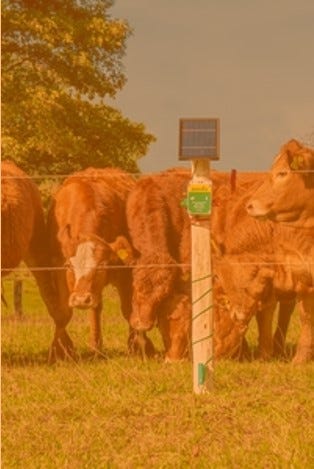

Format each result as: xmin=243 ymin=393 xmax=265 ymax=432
xmin=178 ymin=118 xmax=220 ymax=160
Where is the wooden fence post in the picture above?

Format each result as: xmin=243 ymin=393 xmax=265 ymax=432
xmin=178 ymin=117 xmax=219 ymax=393
xmin=190 ymin=159 xmax=213 ymax=393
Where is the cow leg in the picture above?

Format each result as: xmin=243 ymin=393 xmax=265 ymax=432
xmin=25 ymin=259 xmax=75 ymax=362
xmin=238 ymin=336 xmax=251 ymax=361
xmin=89 ymin=303 xmax=103 ymax=352
xmin=292 ymin=295 xmax=314 ymax=364
xmin=25 ymin=218 xmax=61 ymax=319
xmin=48 ymin=270 xmax=76 ymax=364
xmin=49 ymin=326 xmax=74 ymax=364
xmin=26 ymin=261 xmax=59 ymax=319
xmin=273 ymin=299 xmax=295 ymax=358
xmin=13 ymin=279 xmax=23 ymax=318
xmin=256 ymin=305 xmax=275 ymax=360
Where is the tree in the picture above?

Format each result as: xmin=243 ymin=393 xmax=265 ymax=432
xmin=1 ymin=0 xmax=155 ymax=174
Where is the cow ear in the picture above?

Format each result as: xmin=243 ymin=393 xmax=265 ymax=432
xmin=109 ymin=236 xmax=134 ymax=265
xmin=302 ymin=147 xmax=314 ymax=170
xmin=283 ymin=139 xmax=304 ymax=169
xmin=286 ymin=141 xmax=314 ymax=171
xmin=283 ymin=139 xmax=302 ymax=156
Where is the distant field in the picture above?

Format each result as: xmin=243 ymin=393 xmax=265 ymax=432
xmin=2 ymin=275 xmax=314 ymax=468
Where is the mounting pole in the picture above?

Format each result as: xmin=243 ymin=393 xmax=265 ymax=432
xmin=178 ymin=117 xmax=220 ymax=394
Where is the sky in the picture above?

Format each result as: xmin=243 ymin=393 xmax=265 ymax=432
xmin=110 ymin=0 xmax=314 ymax=173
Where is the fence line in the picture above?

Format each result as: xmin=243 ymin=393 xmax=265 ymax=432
xmin=2 ymin=169 xmax=314 ymax=180
xmin=2 ymin=260 xmax=314 ymax=275
xmin=1 ymin=169 xmax=183 ymax=180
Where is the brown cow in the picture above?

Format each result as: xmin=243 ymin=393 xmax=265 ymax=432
xmin=212 ymin=171 xmax=298 ymax=360
xmin=123 ymin=169 xmax=192 ymax=360
xmin=47 ymin=167 xmax=154 ymax=361
xmin=246 ymin=139 xmax=314 ymax=363
xmin=1 ymin=160 xmax=57 ymax=322
xmin=213 ymin=250 xmax=296 ymax=360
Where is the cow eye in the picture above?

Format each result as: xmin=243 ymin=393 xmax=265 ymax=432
xmin=276 ymin=170 xmax=289 ymax=178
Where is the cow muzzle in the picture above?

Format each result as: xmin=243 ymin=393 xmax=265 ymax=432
xmin=69 ymin=291 xmax=97 ymax=309
xmin=246 ymin=200 xmax=272 ymax=218
xmin=129 ymin=315 xmax=155 ymax=332
xmin=230 ymin=308 xmax=247 ymax=323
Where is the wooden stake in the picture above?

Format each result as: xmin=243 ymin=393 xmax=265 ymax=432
xmin=191 ymin=159 xmax=213 ymax=393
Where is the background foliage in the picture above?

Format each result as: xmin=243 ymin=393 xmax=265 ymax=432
xmin=1 ymin=0 xmax=155 ymax=174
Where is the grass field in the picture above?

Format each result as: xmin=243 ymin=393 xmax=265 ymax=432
xmin=2 ymin=275 xmax=314 ymax=468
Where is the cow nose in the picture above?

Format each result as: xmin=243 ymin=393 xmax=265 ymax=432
xmin=246 ymin=201 xmax=254 ymax=213
xmin=82 ymin=293 xmax=93 ymax=305
xmin=230 ymin=308 xmax=246 ymax=322
xmin=69 ymin=292 xmax=93 ymax=308
xmin=130 ymin=316 xmax=154 ymax=332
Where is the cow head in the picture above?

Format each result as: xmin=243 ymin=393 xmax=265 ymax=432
xmin=128 ymin=253 xmax=178 ymax=331
xmin=214 ymin=255 xmax=275 ymax=326
xmin=246 ymin=139 xmax=314 ymax=226
xmin=65 ymin=233 xmax=133 ymax=309
xmin=157 ymin=293 xmax=191 ymax=361
xmin=214 ymin=285 xmax=249 ymax=360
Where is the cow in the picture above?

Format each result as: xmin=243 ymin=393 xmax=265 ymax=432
xmin=47 ymin=167 xmax=154 ymax=362
xmin=121 ymin=169 xmax=192 ymax=361
xmin=246 ymin=139 xmax=314 ymax=363
xmin=1 ymin=160 xmax=58 ymax=324
xmin=119 ymin=168 xmax=289 ymax=361
xmin=211 ymin=170 xmax=298 ymax=360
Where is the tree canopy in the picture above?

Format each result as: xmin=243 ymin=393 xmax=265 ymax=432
xmin=1 ymin=0 xmax=155 ymax=174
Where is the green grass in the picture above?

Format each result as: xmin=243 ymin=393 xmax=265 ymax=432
xmin=2 ymin=276 xmax=314 ymax=468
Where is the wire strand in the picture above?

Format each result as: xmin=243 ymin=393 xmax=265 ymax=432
xmin=2 ymin=260 xmax=313 ymax=274
xmin=2 ymin=169 xmax=314 ymax=180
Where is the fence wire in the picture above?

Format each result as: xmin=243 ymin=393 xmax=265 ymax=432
xmin=2 ymin=259 xmax=314 ymax=277
xmin=2 ymin=169 xmax=314 ymax=181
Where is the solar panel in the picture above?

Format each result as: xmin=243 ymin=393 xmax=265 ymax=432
xmin=179 ymin=118 xmax=220 ymax=160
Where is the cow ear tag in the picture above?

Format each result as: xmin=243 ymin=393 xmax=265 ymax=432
xmin=290 ymin=154 xmax=304 ymax=170
xmin=117 ymin=249 xmax=128 ymax=261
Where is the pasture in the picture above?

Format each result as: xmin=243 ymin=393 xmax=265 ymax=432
xmin=2 ymin=275 xmax=314 ymax=468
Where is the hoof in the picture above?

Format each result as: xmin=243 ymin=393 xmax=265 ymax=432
xmin=48 ymin=331 xmax=76 ymax=364
xmin=292 ymin=352 xmax=312 ymax=365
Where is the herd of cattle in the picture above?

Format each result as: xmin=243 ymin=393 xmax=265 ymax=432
xmin=1 ymin=139 xmax=313 ymax=364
